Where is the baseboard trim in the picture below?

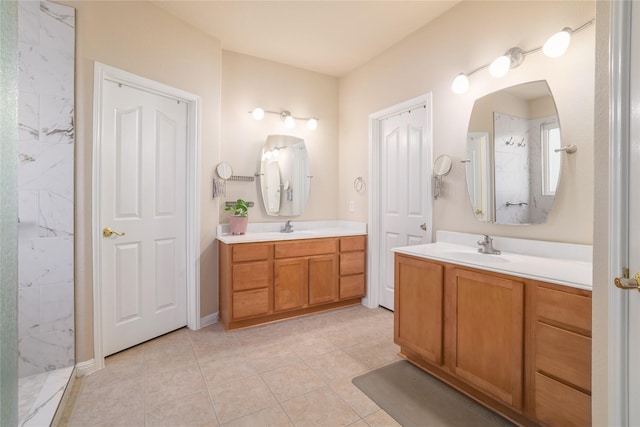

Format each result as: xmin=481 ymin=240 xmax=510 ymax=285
xmin=75 ymin=359 xmax=97 ymax=377
xmin=200 ymin=312 xmax=219 ymax=328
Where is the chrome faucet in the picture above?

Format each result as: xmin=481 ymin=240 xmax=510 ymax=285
xmin=477 ymin=234 xmax=501 ymax=255
xmin=281 ymin=220 xmax=294 ymax=233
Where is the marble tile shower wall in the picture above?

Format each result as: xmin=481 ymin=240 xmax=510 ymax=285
xmin=17 ymin=0 xmax=75 ymax=377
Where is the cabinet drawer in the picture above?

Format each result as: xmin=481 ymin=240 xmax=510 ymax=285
xmin=233 ymin=243 xmax=273 ymax=262
xmin=340 ymin=274 xmax=365 ymax=299
xmin=232 ymin=289 xmax=270 ymax=319
xmin=340 ymin=252 xmax=365 ymax=276
xmin=536 ymin=322 xmax=591 ymax=392
xmin=537 ymin=286 xmax=591 ymax=334
xmin=275 ymin=239 xmax=337 ymax=258
xmin=535 ymin=373 xmax=591 ymax=427
xmin=232 ymin=261 xmax=272 ymax=291
xmin=340 ymin=236 xmax=366 ymax=252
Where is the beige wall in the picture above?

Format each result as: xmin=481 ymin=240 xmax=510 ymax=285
xmin=592 ymin=1 xmax=611 ymax=424
xmin=339 ymin=1 xmax=595 ymax=244
xmin=220 ymin=51 xmax=339 ymax=223
xmin=62 ymin=0 xmax=222 ymax=363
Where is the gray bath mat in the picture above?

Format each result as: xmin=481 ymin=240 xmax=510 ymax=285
xmin=353 ymin=360 xmax=516 ymax=427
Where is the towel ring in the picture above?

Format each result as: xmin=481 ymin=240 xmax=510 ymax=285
xmin=354 ymin=176 xmax=366 ymax=193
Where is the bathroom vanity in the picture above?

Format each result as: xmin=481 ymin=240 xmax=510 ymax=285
xmin=217 ymin=221 xmax=367 ymax=330
xmin=393 ymin=231 xmax=592 ymax=427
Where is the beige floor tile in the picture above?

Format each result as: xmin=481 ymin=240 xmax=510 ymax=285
xmin=281 ymin=386 xmax=360 ymax=426
xmin=260 ymin=361 xmax=326 ymax=402
xmin=145 ymin=365 xmax=207 ymax=408
xmin=145 ymin=344 xmax=198 ymax=375
xmin=363 ymin=409 xmax=402 ymax=427
xmin=199 ymin=354 xmax=257 ymax=388
xmin=342 ymin=338 xmax=401 ymax=370
xmin=221 ymin=404 xmax=293 ymax=427
xmin=105 ymin=344 xmax=145 ymax=366
xmin=192 ymin=334 xmax=245 ymax=362
xmin=326 ymin=324 xmax=377 ymax=348
xmin=145 ymin=391 xmax=218 ymax=426
xmin=82 ymin=357 xmax=145 ymax=390
xmin=143 ymin=328 xmax=191 ymax=351
xmin=346 ymin=420 xmax=369 ymax=427
xmin=70 ymin=378 xmax=144 ymax=426
xmin=305 ymin=349 xmax=369 ymax=384
xmin=245 ymin=342 xmax=302 ymax=372
xmin=330 ymin=379 xmax=379 ymax=418
xmin=208 ymin=374 xmax=278 ymax=424
xmin=290 ymin=334 xmax=339 ymax=359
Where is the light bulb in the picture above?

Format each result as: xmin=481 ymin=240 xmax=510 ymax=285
xmin=306 ymin=118 xmax=318 ymax=130
xmin=451 ymin=73 xmax=469 ymax=94
xmin=489 ymin=55 xmax=510 ymax=78
xmin=284 ymin=115 xmax=295 ymax=128
xmin=543 ymin=28 xmax=571 ymax=58
xmin=251 ymin=108 xmax=265 ymax=120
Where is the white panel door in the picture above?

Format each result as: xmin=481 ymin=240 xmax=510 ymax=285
xmin=379 ymin=108 xmax=430 ymax=310
xmin=628 ymin=2 xmax=640 ymax=423
xmin=100 ymin=80 xmax=187 ymax=356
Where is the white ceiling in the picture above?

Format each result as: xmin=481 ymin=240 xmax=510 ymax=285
xmin=151 ymin=1 xmax=460 ymax=77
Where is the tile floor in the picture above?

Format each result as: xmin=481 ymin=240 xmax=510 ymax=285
xmin=66 ymin=305 xmax=403 ymax=426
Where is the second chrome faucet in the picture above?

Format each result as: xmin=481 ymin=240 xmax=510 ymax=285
xmin=281 ymin=220 xmax=294 ymax=233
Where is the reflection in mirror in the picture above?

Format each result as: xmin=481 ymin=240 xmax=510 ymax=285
xmin=433 ymin=155 xmax=452 ymax=200
xmin=465 ymin=80 xmax=561 ymax=224
xmin=259 ymin=135 xmax=310 ymax=216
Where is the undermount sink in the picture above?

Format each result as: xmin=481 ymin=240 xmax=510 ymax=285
xmin=441 ymin=250 xmax=510 ymax=264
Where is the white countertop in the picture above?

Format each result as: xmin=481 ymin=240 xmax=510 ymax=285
xmin=216 ymin=220 xmax=367 ymax=244
xmin=392 ymin=231 xmax=592 ymax=290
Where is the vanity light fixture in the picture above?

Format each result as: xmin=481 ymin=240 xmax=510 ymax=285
xmin=249 ymin=107 xmax=319 ymax=131
xmin=451 ymin=18 xmax=594 ymax=94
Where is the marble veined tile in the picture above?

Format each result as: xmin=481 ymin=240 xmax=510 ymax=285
xmin=40 ymin=95 xmax=73 ymax=144
xmin=19 ymin=190 xmax=40 ymax=242
xmin=18 ymin=142 xmax=73 ymax=190
xmin=22 ymin=366 xmax=73 ymax=427
xmin=19 ymin=286 xmax=40 ymax=337
xmin=19 ymin=42 xmax=74 ymax=98
xmin=19 ymin=329 xmax=74 ymax=377
xmin=18 ymin=1 xmax=40 ymax=45
xmin=39 ymin=189 xmax=73 ymax=236
xmin=40 ymin=282 xmax=74 ymax=333
xmin=40 ymin=1 xmax=75 ymax=55
xmin=18 ymin=91 xmax=39 ymax=143
xmin=19 ymin=235 xmax=73 ymax=287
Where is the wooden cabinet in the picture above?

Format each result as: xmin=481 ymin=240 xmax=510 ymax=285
xmin=447 ymin=268 xmax=524 ymax=409
xmin=393 ymin=253 xmax=592 ymax=427
xmin=339 ymin=236 xmax=366 ymax=299
xmin=219 ymin=235 xmax=366 ymax=330
xmin=533 ymin=282 xmax=592 ymax=427
xmin=394 ymin=254 xmax=444 ymax=365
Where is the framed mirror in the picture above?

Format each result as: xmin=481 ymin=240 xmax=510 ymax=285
xmin=259 ymin=135 xmax=311 ymax=216
xmin=465 ymin=80 xmax=561 ymax=225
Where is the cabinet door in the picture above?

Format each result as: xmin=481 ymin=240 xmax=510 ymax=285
xmin=449 ymin=268 xmax=524 ymax=409
xmin=394 ymin=254 xmax=444 ymax=365
xmin=274 ymin=258 xmax=308 ymax=311
xmin=308 ymin=254 xmax=338 ymax=305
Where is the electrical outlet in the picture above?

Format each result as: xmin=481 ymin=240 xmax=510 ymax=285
xmin=349 ymin=200 xmax=355 ymax=212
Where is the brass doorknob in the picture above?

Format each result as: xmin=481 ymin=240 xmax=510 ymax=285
xmin=614 ymin=272 xmax=640 ymax=291
xmin=103 ymin=227 xmax=125 ymax=238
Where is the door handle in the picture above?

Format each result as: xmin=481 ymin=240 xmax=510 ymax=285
xmin=103 ymin=227 xmax=125 ymax=238
xmin=420 ymin=223 xmax=427 ymax=231
xmin=614 ymin=271 xmax=640 ymax=291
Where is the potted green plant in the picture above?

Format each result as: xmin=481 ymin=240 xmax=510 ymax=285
xmin=225 ymin=198 xmax=250 ymax=235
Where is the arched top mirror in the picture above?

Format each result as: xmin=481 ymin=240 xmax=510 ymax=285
xmin=465 ymin=80 xmax=561 ymax=224
xmin=259 ymin=135 xmax=311 ymax=217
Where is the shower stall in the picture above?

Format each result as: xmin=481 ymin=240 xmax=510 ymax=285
xmin=1 ymin=1 xmax=76 ymax=425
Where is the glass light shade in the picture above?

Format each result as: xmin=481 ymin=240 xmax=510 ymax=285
xmin=306 ymin=118 xmax=318 ymax=130
xmin=251 ymin=108 xmax=265 ymax=120
xmin=451 ymin=73 xmax=469 ymax=94
xmin=284 ymin=115 xmax=295 ymax=128
xmin=489 ymin=55 xmax=510 ymax=78
xmin=543 ymin=28 xmax=571 ymax=58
